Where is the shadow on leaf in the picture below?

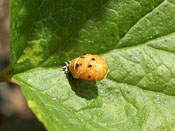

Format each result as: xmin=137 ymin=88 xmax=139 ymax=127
xmin=66 ymin=74 xmax=98 ymax=100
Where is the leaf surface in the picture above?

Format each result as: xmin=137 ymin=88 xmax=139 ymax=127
xmin=6 ymin=0 xmax=175 ymax=130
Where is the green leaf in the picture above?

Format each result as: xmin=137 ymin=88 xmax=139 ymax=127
xmin=4 ymin=0 xmax=175 ymax=130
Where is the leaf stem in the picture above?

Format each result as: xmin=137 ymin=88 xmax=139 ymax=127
xmin=0 ymin=76 xmax=11 ymax=83
xmin=0 ymin=64 xmax=14 ymax=84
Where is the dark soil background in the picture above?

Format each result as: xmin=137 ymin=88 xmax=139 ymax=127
xmin=0 ymin=1 xmax=45 ymax=130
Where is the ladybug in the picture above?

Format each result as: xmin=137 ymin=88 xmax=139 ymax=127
xmin=64 ymin=54 xmax=108 ymax=82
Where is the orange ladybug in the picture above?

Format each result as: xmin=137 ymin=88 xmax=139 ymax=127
xmin=64 ymin=54 xmax=108 ymax=82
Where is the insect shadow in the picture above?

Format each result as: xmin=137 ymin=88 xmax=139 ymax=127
xmin=66 ymin=74 xmax=98 ymax=100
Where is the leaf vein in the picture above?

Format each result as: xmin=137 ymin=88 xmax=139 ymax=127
xmin=100 ymin=32 xmax=175 ymax=56
xmin=106 ymin=78 xmax=175 ymax=98
xmin=39 ymin=0 xmax=112 ymax=65
xmin=116 ymin=0 xmax=166 ymax=47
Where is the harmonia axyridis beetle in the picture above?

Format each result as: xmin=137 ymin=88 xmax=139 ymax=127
xmin=64 ymin=54 xmax=108 ymax=82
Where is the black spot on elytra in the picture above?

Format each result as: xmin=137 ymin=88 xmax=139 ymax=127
xmin=88 ymin=65 xmax=92 ymax=68
xmin=80 ymin=56 xmax=84 ymax=58
xmin=88 ymin=76 xmax=91 ymax=78
xmin=91 ymin=58 xmax=95 ymax=61
xmin=80 ymin=63 xmax=82 ymax=66
xmin=76 ymin=64 xmax=79 ymax=69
